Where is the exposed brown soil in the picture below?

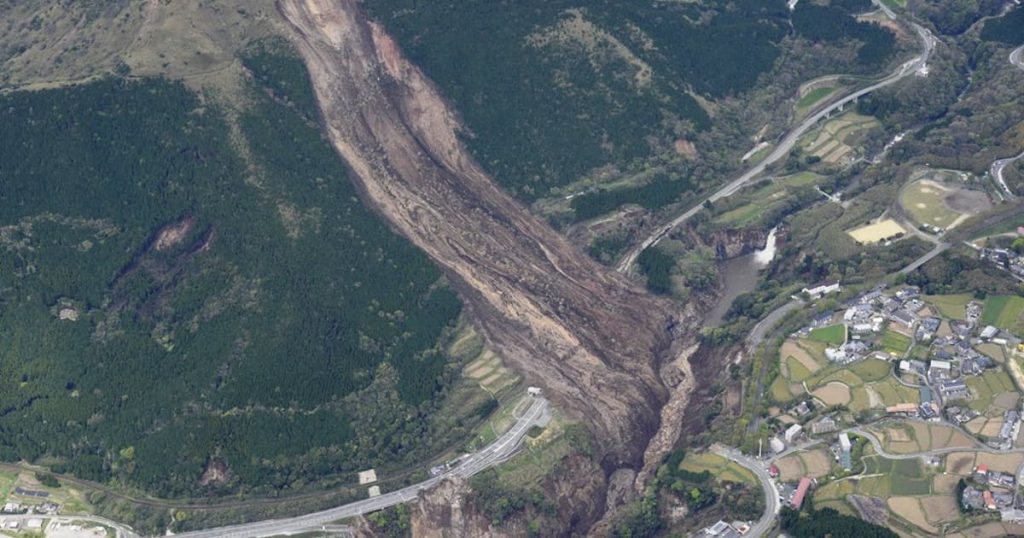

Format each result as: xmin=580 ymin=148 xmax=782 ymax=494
xmin=279 ymin=0 xmax=697 ymax=481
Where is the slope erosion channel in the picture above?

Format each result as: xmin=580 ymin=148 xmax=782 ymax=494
xmin=280 ymin=0 xmax=697 ymax=494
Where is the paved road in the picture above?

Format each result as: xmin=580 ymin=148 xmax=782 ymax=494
xmin=712 ymin=446 xmax=781 ymax=538
xmin=1011 ymin=45 xmax=1024 ymax=71
xmin=898 ymin=241 xmax=950 ymax=274
xmin=169 ymin=397 xmax=549 ymax=538
xmin=847 ymin=424 xmax=1024 ymax=460
xmin=616 ymin=8 xmax=936 ymax=272
xmin=989 ymin=46 xmax=1024 ymax=199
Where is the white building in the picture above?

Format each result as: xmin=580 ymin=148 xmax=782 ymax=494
xmin=770 ymin=437 xmax=786 ymax=454
xmin=785 ymin=424 xmax=803 ymax=444
xmin=929 ymin=360 xmax=951 ymax=372
xmin=839 ymin=432 xmax=852 ymax=452
xmin=803 ymin=281 xmax=840 ymax=299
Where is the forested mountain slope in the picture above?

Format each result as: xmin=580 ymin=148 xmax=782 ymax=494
xmin=364 ymin=0 xmax=901 ymax=210
xmin=0 ymin=52 xmax=468 ymax=497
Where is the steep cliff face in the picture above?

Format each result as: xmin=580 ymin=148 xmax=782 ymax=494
xmin=710 ymin=228 xmax=769 ymax=259
xmin=279 ymin=0 xmax=696 ymax=474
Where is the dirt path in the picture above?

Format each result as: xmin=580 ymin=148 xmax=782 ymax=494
xmin=280 ymin=0 xmax=697 ymax=475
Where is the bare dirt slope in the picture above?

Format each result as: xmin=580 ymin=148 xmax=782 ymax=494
xmin=279 ymin=0 xmax=695 ymax=470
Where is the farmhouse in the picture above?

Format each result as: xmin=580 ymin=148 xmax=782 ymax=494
xmin=791 ymin=477 xmax=813 ymax=509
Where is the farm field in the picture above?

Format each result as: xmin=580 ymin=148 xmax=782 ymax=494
xmin=808 ymin=323 xmax=846 ymax=345
xmin=965 ymin=369 xmax=1016 ymax=413
xmin=775 ymin=448 xmax=835 ymax=481
xmin=881 ymin=329 xmax=912 ymax=355
xmin=847 ymin=219 xmax=906 ymax=244
xmin=981 ymin=295 xmax=1024 ymax=335
xmin=800 ymin=111 xmax=879 ymax=165
xmin=925 ymin=294 xmax=973 ymax=320
xmin=871 ymin=422 xmax=975 ymax=454
xmin=679 ymin=452 xmax=757 ymax=485
xmin=899 ymin=176 xmax=991 ymax=230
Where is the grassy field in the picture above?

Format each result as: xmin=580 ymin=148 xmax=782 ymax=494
xmin=771 ymin=376 xmax=797 ymax=403
xmin=809 ymin=324 xmax=847 ymax=345
xmin=900 ymin=179 xmax=962 ymax=229
xmin=881 ymin=329 xmax=912 ymax=355
xmin=925 ymin=294 xmax=973 ymax=320
xmin=795 ymin=86 xmax=835 ymax=116
xmin=849 ymin=358 xmax=892 ymax=382
xmin=847 ymin=219 xmax=906 ymax=244
xmin=781 ymin=172 xmax=824 ymax=187
xmin=981 ymin=295 xmax=1024 ymax=334
xmin=680 ymin=452 xmax=757 ymax=485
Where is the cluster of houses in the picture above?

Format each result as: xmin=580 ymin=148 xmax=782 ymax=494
xmin=797 ymin=285 xmax=938 ymax=365
xmin=962 ymin=463 xmax=1018 ymax=515
xmin=979 ymin=244 xmax=1024 ymax=281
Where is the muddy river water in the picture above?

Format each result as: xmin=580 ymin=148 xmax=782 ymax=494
xmin=704 ymin=226 xmax=778 ymax=327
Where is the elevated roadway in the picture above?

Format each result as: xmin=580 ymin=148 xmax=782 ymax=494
xmin=169 ymin=397 xmax=549 ymax=538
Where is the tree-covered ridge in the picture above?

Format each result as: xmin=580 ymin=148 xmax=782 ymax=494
xmin=363 ymin=0 xmax=793 ymax=201
xmin=792 ymin=3 xmax=896 ymax=68
xmin=981 ymin=6 xmax=1024 ymax=45
xmin=0 ymin=72 xmax=462 ymax=497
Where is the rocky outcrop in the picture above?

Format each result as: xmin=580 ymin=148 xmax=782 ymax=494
xmin=279 ymin=0 xmax=696 ymax=475
xmin=710 ymin=228 xmax=769 ymax=259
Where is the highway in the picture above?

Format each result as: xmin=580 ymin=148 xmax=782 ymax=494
xmin=989 ymin=46 xmax=1024 ymax=199
xmin=167 ymin=396 xmax=549 ymax=538
xmin=616 ymin=3 xmax=936 ymax=273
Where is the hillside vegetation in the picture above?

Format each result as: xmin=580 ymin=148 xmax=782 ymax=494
xmin=0 ymin=45 xmax=468 ymax=497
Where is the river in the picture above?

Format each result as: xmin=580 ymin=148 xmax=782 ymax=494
xmin=704 ymin=226 xmax=778 ymax=327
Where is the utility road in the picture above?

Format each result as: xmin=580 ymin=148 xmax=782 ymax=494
xmin=170 ymin=397 xmax=549 ymax=538
xmin=617 ymin=10 xmax=935 ymax=273
xmin=0 ymin=515 xmax=139 ymax=538
xmin=712 ymin=446 xmax=780 ymax=538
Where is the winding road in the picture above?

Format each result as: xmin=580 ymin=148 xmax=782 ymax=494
xmin=616 ymin=5 xmax=936 ymax=273
xmin=989 ymin=45 xmax=1024 ymax=199
xmin=169 ymin=397 xmax=549 ymax=538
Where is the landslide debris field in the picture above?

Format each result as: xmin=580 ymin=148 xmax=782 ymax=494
xmin=281 ymin=0 xmax=696 ymax=469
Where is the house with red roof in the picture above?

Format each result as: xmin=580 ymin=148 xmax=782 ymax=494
xmin=791 ymin=477 xmax=812 ymax=509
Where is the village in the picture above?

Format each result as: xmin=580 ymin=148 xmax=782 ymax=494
xmin=694 ymin=278 xmax=1024 ymax=537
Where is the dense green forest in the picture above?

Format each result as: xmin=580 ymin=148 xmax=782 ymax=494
xmin=363 ymin=0 xmax=790 ymax=201
xmin=570 ymin=173 xmax=694 ymax=222
xmin=792 ymin=3 xmax=895 ymax=68
xmin=780 ymin=507 xmax=897 ymax=537
xmin=0 ymin=49 xmax=465 ymax=497
xmin=980 ymin=6 xmax=1024 ymax=45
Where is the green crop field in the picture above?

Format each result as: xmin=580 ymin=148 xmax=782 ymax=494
xmin=787 ymin=356 xmax=815 ymax=383
xmin=981 ymin=295 xmax=1024 ymax=334
xmin=882 ymin=330 xmax=912 ymax=355
xmin=771 ymin=376 xmax=796 ymax=403
xmin=796 ymin=86 xmax=835 ymax=114
xmin=966 ymin=370 xmax=1016 ymax=412
xmin=925 ymin=294 xmax=973 ymax=319
xmin=809 ymin=324 xmax=847 ymax=345
xmin=849 ymin=358 xmax=892 ymax=382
